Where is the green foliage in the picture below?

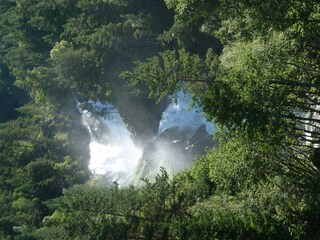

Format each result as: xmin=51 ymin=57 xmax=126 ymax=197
xmin=122 ymin=48 xmax=219 ymax=102
xmin=0 ymin=101 xmax=90 ymax=237
xmin=205 ymin=138 xmax=283 ymax=194
xmin=0 ymin=1 xmax=172 ymax=237
xmin=120 ymin=1 xmax=320 ymax=238
xmin=0 ymin=0 xmax=320 ymax=239
xmin=35 ymin=169 xmax=189 ymax=240
xmin=124 ymin=0 xmax=319 ymax=146
xmin=160 ymin=0 xmax=220 ymax=51
xmin=0 ymin=0 xmax=172 ymax=104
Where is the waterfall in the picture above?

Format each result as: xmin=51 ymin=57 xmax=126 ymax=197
xmin=81 ymin=102 xmax=142 ymax=185
xmin=134 ymin=91 xmax=215 ymax=182
xmin=80 ymin=92 xmax=215 ymax=185
xmin=302 ymin=96 xmax=320 ymax=148
xmin=158 ymin=91 xmax=214 ymax=136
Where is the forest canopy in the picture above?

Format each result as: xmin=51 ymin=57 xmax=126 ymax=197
xmin=0 ymin=0 xmax=320 ymax=239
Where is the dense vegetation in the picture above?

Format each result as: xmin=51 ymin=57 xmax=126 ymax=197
xmin=0 ymin=0 xmax=319 ymax=239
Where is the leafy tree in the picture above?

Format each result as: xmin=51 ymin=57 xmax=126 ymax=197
xmin=1 ymin=0 xmax=320 ymax=239
xmin=0 ymin=101 xmax=90 ymax=237
xmin=123 ymin=0 xmax=320 ymax=171
xmin=34 ymin=169 xmax=187 ymax=240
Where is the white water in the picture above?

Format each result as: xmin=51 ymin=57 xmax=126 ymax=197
xmin=81 ymin=102 xmax=142 ymax=184
xmin=158 ymin=91 xmax=215 ymax=135
xmin=81 ymin=92 xmax=215 ymax=185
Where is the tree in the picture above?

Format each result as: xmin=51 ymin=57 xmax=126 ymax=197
xmin=34 ymin=169 xmax=191 ymax=240
xmin=0 ymin=101 xmax=90 ymax=237
xmin=123 ymin=0 xmax=320 ymax=169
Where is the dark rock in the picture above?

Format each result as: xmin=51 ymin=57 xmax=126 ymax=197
xmin=135 ymin=124 xmax=215 ymax=181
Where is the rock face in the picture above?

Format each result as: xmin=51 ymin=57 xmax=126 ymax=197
xmin=133 ymin=91 xmax=216 ymax=184
xmin=134 ymin=124 xmax=217 ymax=183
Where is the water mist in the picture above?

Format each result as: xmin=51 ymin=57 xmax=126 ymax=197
xmin=81 ymin=92 xmax=215 ymax=186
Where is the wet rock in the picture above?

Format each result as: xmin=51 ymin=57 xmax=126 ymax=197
xmin=134 ymin=124 xmax=215 ymax=183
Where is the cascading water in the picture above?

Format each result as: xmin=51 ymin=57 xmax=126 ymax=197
xmin=134 ymin=91 xmax=215 ymax=182
xmin=81 ymin=102 xmax=142 ymax=185
xmin=158 ymin=91 xmax=214 ymax=136
xmin=81 ymin=92 xmax=215 ymax=185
